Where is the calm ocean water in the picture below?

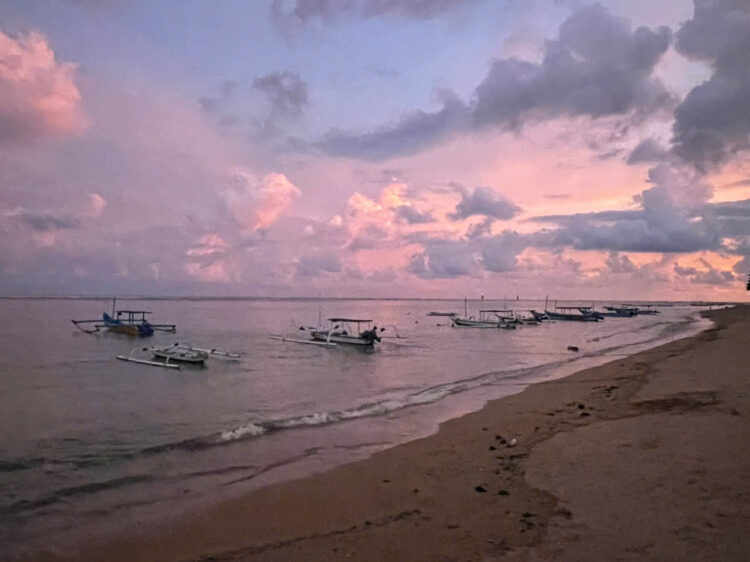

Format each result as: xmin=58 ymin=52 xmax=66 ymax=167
xmin=0 ymin=298 xmax=711 ymax=556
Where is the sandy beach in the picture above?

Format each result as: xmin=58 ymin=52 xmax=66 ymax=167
xmin=36 ymin=305 xmax=750 ymax=561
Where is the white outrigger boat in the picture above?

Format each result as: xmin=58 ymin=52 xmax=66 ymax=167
xmin=451 ymin=309 xmax=517 ymax=329
xmin=271 ymin=318 xmax=383 ymax=347
xmin=310 ymin=318 xmax=382 ymax=346
xmin=117 ymin=343 xmax=241 ymax=369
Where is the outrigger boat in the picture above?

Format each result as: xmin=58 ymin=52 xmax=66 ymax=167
xmin=601 ymin=305 xmax=638 ymax=317
xmin=543 ymin=306 xmax=603 ymax=322
xmin=623 ymin=304 xmax=661 ymax=315
xmin=451 ymin=310 xmax=517 ymax=329
xmin=310 ymin=318 xmax=382 ymax=346
xmin=117 ymin=343 xmax=241 ymax=369
xmin=271 ymin=318 xmax=383 ymax=347
xmin=73 ymin=299 xmax=176 ymax=336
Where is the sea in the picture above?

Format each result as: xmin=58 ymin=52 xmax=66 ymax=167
xmin=0 ymin=297 xmax=713 ymax=557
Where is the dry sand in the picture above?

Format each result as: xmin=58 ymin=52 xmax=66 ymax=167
xmin=37 ymin=306 xmax=750 ymax=561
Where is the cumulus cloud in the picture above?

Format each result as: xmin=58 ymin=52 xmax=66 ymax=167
xmin=605 ymin=251 xmax=637 ymax=274
xmin=674 ymin=258 xmax=736 ymax=285
xmin=473 ymin=4 xmax=672 ymax=129
xmin=671 ymin=0 xmax=750 ymax=171
xmin=480 ymin=231 xmax=524 ymax=272
xmin=314 ymin=3 xmax=673 ymax=160
xmin=221 ymin=171 xmax=301 ymax=231
xmin=406 ymin=230 xmax=528 ymax=279
xmin=529 ymin=162 xmax=720 ymax=253
xmin=407 ymin=238 xmax=477 ymax=279
xmin=0 ymin=30 xmax=86 ymax=144
xmin=449 ymin=185 xmax=521 ymax=221
xmin=252 ymin=71 xmax=308 ymax=119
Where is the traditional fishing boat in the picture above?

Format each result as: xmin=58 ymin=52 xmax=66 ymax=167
xmin=117 ymin=343 xmax=241 ymax=369
xmin=601 ymin=305 xmax=638 ymax=317
xmin=544 ymin=306 xmax=603 ymax=322
xmin=72 ymin=299 xmax=176 ymax=336
xmin=451 ymin=310 xmax=517 ymax=329
xmin=530 ymin=310 xmax=549 ymax=322
xmin=309 ymin=318 xmax=383 ymax=346
xmin=624 ymin=304 xmax=661 ymax=315
xmin=150 ymin=344 xmax=209 ymax=364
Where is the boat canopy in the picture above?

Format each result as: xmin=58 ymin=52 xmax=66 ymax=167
xmin=556 ymin=306 xmax=593 ymax=310
xmin=327 ymin=317 xmax=372 ymax=323
xmin=479 ymin=309 xmax=513 ymax=313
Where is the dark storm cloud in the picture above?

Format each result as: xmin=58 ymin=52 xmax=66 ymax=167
xmin=528 ymin=209 xmax=644 ymax=224
xmin=271 ymin=0 xmax=476 ymax=26
xmin=2 ymin=208 xmax=80 ymax=231
xmin=531 ymin=215 xmax=720 ymax=253
xmin=316 ymin=92 xmax=469 ymax=160
xmin=315 ymin=3 xmax=673 ymax=160
xmin=448 ymin=185 xmax=521 ymax=221
xmin=671 ymin=0 xmax=750 ymax=171
xmin=473 ymin=4 xmax=672 ymax=129
xmin=252 ymin=72 xmax=309 ymax=118
xmin=627 ymin=138 xmax=668 ymax=164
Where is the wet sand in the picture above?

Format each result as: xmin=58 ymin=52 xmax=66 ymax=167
xmin=36 ymin=305 xmax=750 ymax=561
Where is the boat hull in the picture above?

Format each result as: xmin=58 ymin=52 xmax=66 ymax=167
xmin=151 ymin=348 xmax=208 ymax=364
xmin=544 ymin=311 xmax=600 ymax=322
xmin=310 ymin=331 xmax=375 ymax=346
xmin=451 ymin=317 xmax=516 ymax=329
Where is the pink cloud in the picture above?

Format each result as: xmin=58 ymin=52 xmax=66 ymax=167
xmin=222 ymin=171 xmax=300 ymax=231
xmin=0 ymin=30 xmax=87 ymax=143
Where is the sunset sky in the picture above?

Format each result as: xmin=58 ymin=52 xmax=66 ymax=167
xmin=1 ymin=0 xmax=749 ymax=300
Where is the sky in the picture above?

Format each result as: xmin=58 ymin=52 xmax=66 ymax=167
xmin=1 ymin=0 xmax=749 ymax=300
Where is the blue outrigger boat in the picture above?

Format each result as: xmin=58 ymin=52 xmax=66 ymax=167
xmin=73 ymin=299 xmax=176 ymax=336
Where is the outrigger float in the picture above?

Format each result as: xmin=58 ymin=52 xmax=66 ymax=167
xmin=72 ymin=299 xmax=176 ymax=336
xmin=117 ymin=343 xmax=241 ymax=369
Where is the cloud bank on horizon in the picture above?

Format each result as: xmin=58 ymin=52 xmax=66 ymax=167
xmin=1 ymin=0 xmax=749 ymax=299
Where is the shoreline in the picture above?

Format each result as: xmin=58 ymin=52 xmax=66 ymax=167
xmin=30 ymin=305 xmax=749 ymax=561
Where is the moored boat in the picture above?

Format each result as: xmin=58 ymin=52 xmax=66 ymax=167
xmin=309 ymin=318 xmax=383 ymax=346
xmin=544 ymin=306 xmax=603 ymax=322
xmin=451 ymin=310 xmax=517 ymax=329
xmin=72 ymin=299 xmax=176 ymax=336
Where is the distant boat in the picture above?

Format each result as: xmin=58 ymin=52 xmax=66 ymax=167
xmin=451 ymin=309 xmax=517 ymax=329
xmin=623 ymin=304 xmax=661 ymax=315
xmin=530 ymin=310 xmax=550 ymax=322
xmin=543 ymin=306 xmax=603 ymax=322
xmin=427 ymin=311 xmax=457 ymax=317
xmin=73 ymin=300 xmax=176 ymax=336
xmin=601 ymin=305 xmax=638 ymax=317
